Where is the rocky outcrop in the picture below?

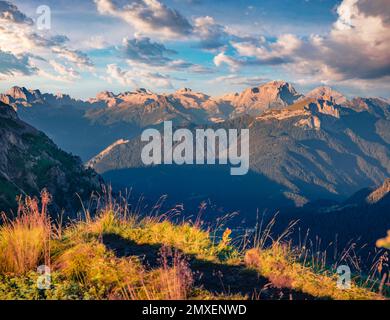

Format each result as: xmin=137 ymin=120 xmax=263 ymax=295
xmin=305 ymin=86 xmax=347 ymax=105
xmin=222 ymin=81 xmax=303 ymax=117
xmin=0 ymin=102 xmax=101 ymax=212
xmin=366 ymin=179 xmax=390 ymax=204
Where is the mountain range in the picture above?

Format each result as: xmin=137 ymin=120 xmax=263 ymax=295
xmin=0 ymin=81 xmax=344 ymax=159
xmin=1 ymin=81 xmax=390 ymax=217
xmin=84 ymin=84 xmax=390 ymax=212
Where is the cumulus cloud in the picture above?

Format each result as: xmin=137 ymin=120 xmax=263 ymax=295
xmin=0 ymin=1 xmax=33 ymax=24
xmin=214 ymin=0 xmax=390 ymax=83
xmin=212 ymin=35 xmax=302 ymax=71
xmin=121 ymin=36 xmax=176 ymax=65
xmin=121 ymin=36 xmax=211 ymax=73
xmin=94 ymin=0 xmax=243 ymax=50
xmin=105 ymin=64 xmax=138 ymax=87
xmin=51 ymin=47 xmax=93 ymax=69
xmin=95 ymin=0 xmax=193 ymax=39
xmin=232 ymin=34 xmax=301 ymax=65
xmin=0 ymin=50 xmax=36 ymax=78
xmin=0 ymin=0 xmax=93 ymax=81
xmin=105 ymin=63 xmax=175 ymax=89
xmin=213 ymin=52 xmax=242 ymax=71
xmin=323 ymin=0 xmax=390 ymax=80
xmin=49 ymin=60 xmax=80 ymax=81
xmin=194 ymin=16 xmax=230 ymax=50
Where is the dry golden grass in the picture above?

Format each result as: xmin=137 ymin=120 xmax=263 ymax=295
xmin=244 ymin=245 xmax=384 ymax=300
xmin=0 ymin=191 xmax=386 ymax=300
xmin=123 ymin=247 xmax=194 ymax=300
xmin=0 ymin=191 xmax=51 ymax=274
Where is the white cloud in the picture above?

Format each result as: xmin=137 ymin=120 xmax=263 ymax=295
xmin=213 ymin=51 xmax=241 ymax=71
xmin=49 ymin=60 xmax=80 ymax=81
xmin=210 ymin=74 xmax=270 ymax=87
xmin=214 ymin=0 xmax=390 ymax=84
xmin=105 ymin=64 xmax=138 ymax=87
xmin=194 ymin=16 xmax=229 ymax=50
xmin=0 ymin=50 xmax=36 ymax=78
xmin=232 ymin=34 xmax=301 ymax=63
xmin=0 ymin=1 xmax=33 ymax=24
xmin=51 ymin=47 xmax=93 ymax=69
xmin=84 ymin=36 xmax=109 ymax=49
xmin=121 ymin=36 xmax=211 ymax=73
xmin=105 ymin=64 xmax=174 ymax=89
xmin=0 ymin=0 xmax=93 ymax=81
xmin=121 ymin=36 xmax=176 ymax=65
xmin=95 ymin=0 xmax=193 ymax=39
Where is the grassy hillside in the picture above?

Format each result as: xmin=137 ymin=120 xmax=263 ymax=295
xmin=0 ymin=191 xmax=387 ymax=300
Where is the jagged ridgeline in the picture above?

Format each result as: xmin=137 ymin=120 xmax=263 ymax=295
xmin=0 ymin=81 xmax=344 ymax=161
xmin=87 ymin=88 xmax=390 ymax=216
xmin=2 ymin=81 xmax=390 ymax=216
xmin=0 ymin=102 xmax=101 ymax=213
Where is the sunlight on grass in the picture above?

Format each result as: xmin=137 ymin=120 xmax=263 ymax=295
xmin=0 ymin=191 xmax=51 ymax=274
xmin=244 ymin=245 xmax=383 ymax=300
xmin=0 ymin=191 xmax=386 ymax=300
xmin=377 ymin=231 xmax=390 ymax=249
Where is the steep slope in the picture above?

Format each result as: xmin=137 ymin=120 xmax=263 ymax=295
xmin=276 ymin=178 xmax=390 ymax=256
xmin=0 ymin=102 xmax=100 ymax=212
xmin=87 ymin=96 xmax=390 ymax=217
xmin=304 ymin=86 xmax=347 ymax=105
xmin=0 ymin=86 xmax=140 ymax=160
xmin=0 ymin=87 xmax=232 ymax=159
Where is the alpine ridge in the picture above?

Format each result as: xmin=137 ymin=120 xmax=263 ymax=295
xmin=2 ymin=80 xmax=390 ymax=213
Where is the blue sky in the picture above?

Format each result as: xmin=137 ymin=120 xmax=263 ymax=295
xmin=0 ymin=0 xmax=389 ymax=99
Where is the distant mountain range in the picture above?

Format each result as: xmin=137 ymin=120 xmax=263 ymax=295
xmin=0 ymin=81 xmax=347 ymax=159
xmin=1 ymin=81 xmax=389 ymax=218
xmin=0 ymin=101 xmax=100 ymax=213
xmin=85 ymin=83 xmax=390 ymax=212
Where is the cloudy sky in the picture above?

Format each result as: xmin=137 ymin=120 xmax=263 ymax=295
xmin=0 ymin=0 xmax=389 ymax=99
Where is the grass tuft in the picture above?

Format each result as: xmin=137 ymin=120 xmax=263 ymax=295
xmin=0 ymin=190 xmax=51 ymax=274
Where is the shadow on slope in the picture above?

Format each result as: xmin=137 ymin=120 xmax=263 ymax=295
xmin=102 ymin=233 xmax=317 ymax=300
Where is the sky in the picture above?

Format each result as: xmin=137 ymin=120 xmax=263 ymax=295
xmin=0 ymin=0 xmax=389 ymax=99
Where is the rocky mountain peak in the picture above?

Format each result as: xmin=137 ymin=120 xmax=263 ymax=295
xmin=135 ymin=88 xmax=153 ymax=94
xmin=6 ymin=86 xmax=30 ymax=100
xmin=307 ymin=99 xmax=340 ymax=118
xmin=306 ymin=86 xmax=347 ymax=105
xmin=95 ymin=91 xmax=115 ymax=99
xmin=226 ymin=80 xmax=303 ymax=116
xmin=90 ymin=91 xmax=120 ymax=108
